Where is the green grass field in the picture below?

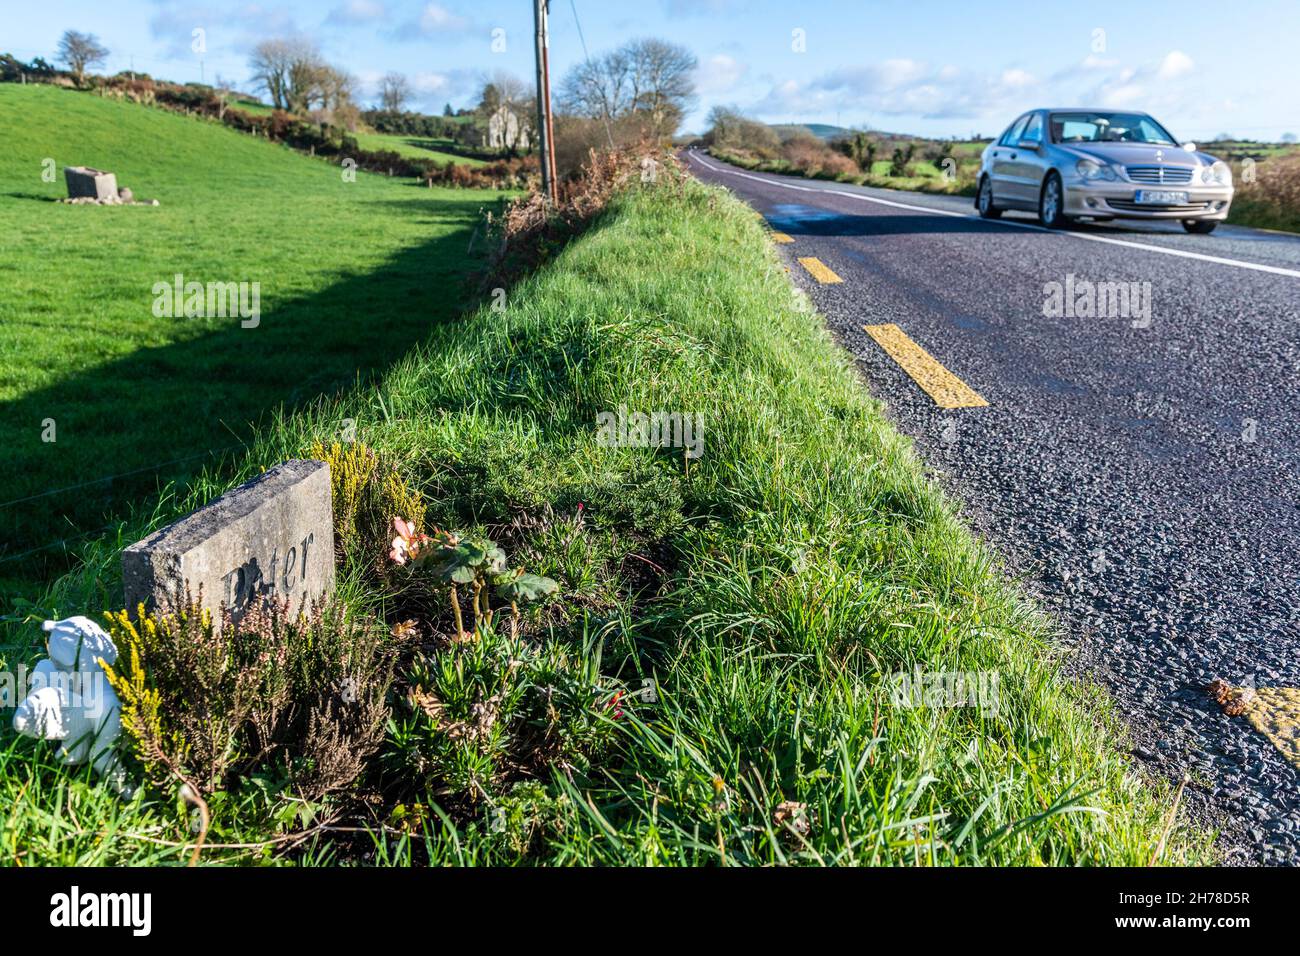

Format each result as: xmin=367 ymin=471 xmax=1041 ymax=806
xmin=1 ymin=161 xmax=1209 ymax=865
xmin=351 ymin=130 xmax=487 ymax=167
xmin=228 ymin=97 xmax=274 ymax=117
xmin=224 ymin=99 xmax=486 ymax=166
xmin=0 ymin=84 xmax=512 ymax=600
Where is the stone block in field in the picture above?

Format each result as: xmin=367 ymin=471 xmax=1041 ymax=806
xmin=64 ymin=166 xmax=119 ymax=201
xmin=122 ymin=460 xmax=335 ymax=626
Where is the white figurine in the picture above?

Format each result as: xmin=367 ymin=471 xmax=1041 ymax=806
xmin=12 ymin=617 xmax=132 ymax=796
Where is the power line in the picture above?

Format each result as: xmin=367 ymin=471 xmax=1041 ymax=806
xmin=567 ymin=0 xmax=615 ymax=149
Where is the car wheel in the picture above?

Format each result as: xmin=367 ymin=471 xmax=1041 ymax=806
xmin=1038 ymin=173 xmax=1069 ymax=228
xmin=1182 ymin=220 xmax=1218 ymax=234
xmin=977 ymin=176 xmax=1001 ymax=219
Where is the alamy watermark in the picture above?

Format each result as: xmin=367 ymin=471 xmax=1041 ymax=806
xmin=1043 ymin=273 xmax=1151 ymax=328
xmin=889 ymin=667 xmax=1000 ymax=717
xmin=596 ymin=406 xmax=703 ymax=459
xmin=49 ymin=886 xmax=151 ymax=936
xmin=0 ymin=664 xmax=112 ymax=720
xmin=152 ymin=273 xmax=260 ymax=328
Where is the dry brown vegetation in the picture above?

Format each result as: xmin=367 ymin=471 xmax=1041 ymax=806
xmin=1230 ymin=154 xmax=1300 ymax=232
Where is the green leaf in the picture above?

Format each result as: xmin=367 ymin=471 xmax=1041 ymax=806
xmin=496 ymin=573 xmax=559 ymax=603
xmin=445 ymin=562 xmax=478 ymax=585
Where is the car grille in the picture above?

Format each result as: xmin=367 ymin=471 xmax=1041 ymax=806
xmin=1126 ymin=164 xmax=1195 ymax=184
xmin=1107 ymin=199 xmax=1212 ymax=213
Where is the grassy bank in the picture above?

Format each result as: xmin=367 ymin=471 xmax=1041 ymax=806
xmin=0 ymin=83 xmax=512 ymax=598
xmin=1 ymin=163 xmax=1210 ymax=866
xmin=709 ymin=145 xmax=980 ymax=197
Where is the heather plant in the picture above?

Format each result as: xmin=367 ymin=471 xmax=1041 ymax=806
xmin=103 ymin=596 xmax=393 ymax=803
xmin=310 ymin=440 xmax=426 ymax=574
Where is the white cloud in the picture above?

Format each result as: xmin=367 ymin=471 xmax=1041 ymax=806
xmin=413 ymin=71 xmax=450 ymax=93
xmin=327 ymin=0 xmax=386 ymax=24
xmin=417 ymin=2 xmax=469 ymax=32
xmin=1080 ymin=53 xmax=1119 ymax=70
xmin=695 ymin=53 xmax=748 ymax=95
xmin=387 ymin=2 xmax=475 ymax=41
xmin=1157 ymin=50 xmax=1195 ymax=80
xmin=747 ymin=47 xmax=1201 ymax=129
xmin=1000 ymin=68 xmax=1035 ymax=90
xmin=751 ymin=60 xmax=1041 ymax=121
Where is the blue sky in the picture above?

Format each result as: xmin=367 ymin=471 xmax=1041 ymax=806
xmin=7 ymin=0 xmax=1298 ymax=140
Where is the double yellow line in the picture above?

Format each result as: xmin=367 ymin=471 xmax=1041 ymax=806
xmin=767 ymin=222 xmax=987 ymax=410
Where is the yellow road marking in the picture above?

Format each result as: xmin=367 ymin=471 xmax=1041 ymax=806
xmin=863 ymin=323 xmax=989 ymax=409
xmin=798 ymin=257 xmax=842 ymax=284
xmin=770 ymin=231 xmax=794 ymax=244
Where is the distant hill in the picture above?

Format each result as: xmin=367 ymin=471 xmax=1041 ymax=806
xmin=768 ymin=122 xmax=926 ymax=143
xmin=770 ymin=122 xmax=852 ymax=141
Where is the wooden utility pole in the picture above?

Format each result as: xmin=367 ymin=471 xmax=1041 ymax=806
xmin=533 ymin=0 xmax=558 ymax=202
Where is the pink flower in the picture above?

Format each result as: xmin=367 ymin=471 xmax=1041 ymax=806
xmin=389 ymin=517 xmax=429 ymax=565
xmin=604 ymin=690 xmax=624 ymax=720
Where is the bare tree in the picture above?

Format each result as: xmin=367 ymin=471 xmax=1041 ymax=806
xmin=559 ymin=49 xmax=633 ymax=127
xmin=487 ymin=70 xmax=531 ymax=114
xmin=57 ymin=30 xmax=109 ymax=84
xmin=213 ymin=73 xmax=234 ymax=121
xmin=248 ymin=38 xmax=322 ymax=113
xmin=378 ymin=72 xmax=411 ymax=112
xmin=316 ymin=66 xmax=359 ymax=129
xmin=558 ymin=38 xmax=695 ymax=138
xmin=624 ymin=39 xmax=696 ymax=135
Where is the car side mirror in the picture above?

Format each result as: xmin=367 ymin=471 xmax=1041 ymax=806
xmin=1017 ymin=139 xmax=1041 ymax=151
xmin=1182 ymin=142 xmax=1197 ymax=152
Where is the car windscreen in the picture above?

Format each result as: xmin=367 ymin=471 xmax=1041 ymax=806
xmin=1049 ymin=113 xmax=1177 ymax=146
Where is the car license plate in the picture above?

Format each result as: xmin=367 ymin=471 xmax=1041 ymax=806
xmin=1134 ymin=189 xmax=1189 ymax=205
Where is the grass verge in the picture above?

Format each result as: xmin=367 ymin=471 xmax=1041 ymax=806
xmin=709 ymin=146 xmax=980 ymax=197
xmin=1 ymin=163 xmax=1212 ymax=865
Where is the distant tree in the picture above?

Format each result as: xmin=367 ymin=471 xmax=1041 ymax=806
xmin=57 ymin=30 xmax=109 ymax=84
xmin=558 ymin=37 xmax=696 ymax=139
xmin=888 ymin=143 xmax=916 ymax=177
xmin=213 ymin=73 xmax=234 ymax=121
xmin=835 ymin=130 xmax=878 ymax=172
xmin=931 ymin=139 xmax=953 ymax=171
xmin=476 ymin=83 xmax=498 ymax=115
xmin=379 ymin=72 xmax=411 ymax=112
xmin=443 ymin=102 xmax=454 ymax=117
xmin=705 ymin=105 xmax=779 ymax=154
xmin=1282 ymin=132 xmax=1298 ymax=144
xmin=316 ymin=66 xmax=359 ymax=129
xmin=249 ymin=38 xmax=323 ymax=113
xmin=474 ymin=72 xmax=534 ymax=153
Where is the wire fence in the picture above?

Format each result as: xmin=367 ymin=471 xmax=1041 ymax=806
xmin=0 ymin=442 xmax=246 ymax=566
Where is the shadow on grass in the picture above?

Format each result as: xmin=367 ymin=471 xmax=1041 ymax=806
xmin=0 ymin=195 xmax=495 ymax=603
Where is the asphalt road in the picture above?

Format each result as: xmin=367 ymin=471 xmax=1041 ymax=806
xmin=685 ymin=149 xmax=1300 ymax=865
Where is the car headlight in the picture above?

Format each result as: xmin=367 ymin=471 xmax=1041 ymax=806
xmin=1201 ymin=161 xmax=1232 ymax=185
xmin=1076 ymin=159 xmax=1118 ymax=181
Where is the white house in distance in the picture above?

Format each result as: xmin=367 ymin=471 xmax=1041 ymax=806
xmin=474 ymin=105 xmax=531 ymax=152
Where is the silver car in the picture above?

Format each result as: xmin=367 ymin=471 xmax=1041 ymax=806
xmin=975 ymin=109 xmax=1234 ymax=234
